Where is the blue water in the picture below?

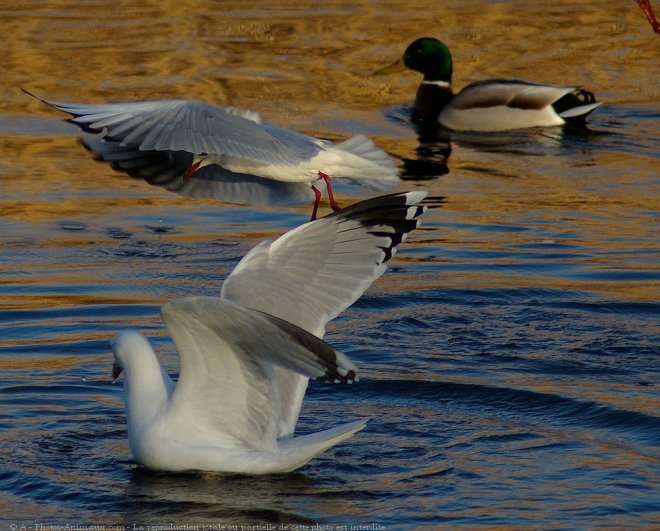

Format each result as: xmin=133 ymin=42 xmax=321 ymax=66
xmin=1 ymin=1 xmax=660 ymax=529
xmin=2 ymin=195 xmax=659 ymax=528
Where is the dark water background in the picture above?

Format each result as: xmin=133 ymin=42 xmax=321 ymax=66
xmin=1 ymin=1 xmax=659 ymax=529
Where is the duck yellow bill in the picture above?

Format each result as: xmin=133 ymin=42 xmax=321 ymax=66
xmin=373 ymin=57 xmax=407 ymax=75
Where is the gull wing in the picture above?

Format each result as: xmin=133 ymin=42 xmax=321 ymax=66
xmin=25 ymin=90 xmax=322 ymax=165
xmin=219 ymin=191 xmax=427 ymax=438
xmin=220 ymin=191 xmax=428 ymax=337
xmin=162 ymin=297 xmax=357 ymax=449
xmin=83 ymin=136 xmax=314 ymax=205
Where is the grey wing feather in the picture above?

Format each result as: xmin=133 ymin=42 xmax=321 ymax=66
xmin=32 ymin=93 xmax=323 ymax=165
xmin=162 ymin=297 xmax=357 ymax=446
xmin=219 ymin=192 xmax=427 ymax=438
xmin=175 ymin=166 xmax=315 ymax=206
xmin=220 ymin=191 xmax=428 ymax=337
xmin=453 ymin=80 xmax=575 ymax=110
xmin=83 ymin=136 xmax=314 ymax=205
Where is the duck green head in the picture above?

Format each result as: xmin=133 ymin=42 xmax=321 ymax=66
xmin=375 ymin=37 xmax=453 ymax=83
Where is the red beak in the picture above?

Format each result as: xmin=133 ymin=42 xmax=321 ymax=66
xmin=112 ymin=363 xmax=123 ymax=380
xmin=183 ymin=160 xmax=202 ymax=180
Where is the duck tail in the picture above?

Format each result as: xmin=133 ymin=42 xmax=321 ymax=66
xmin=325 ymin=135 xmax=399 ymax=191
xmin=554 ymin=88 xmax=603 ymax=123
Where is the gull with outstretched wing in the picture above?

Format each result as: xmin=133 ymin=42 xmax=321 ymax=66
xmin=110 ymin=191 xmax=427 ymax=474
xmin=25 ymin=89 xmax=399 ymax=219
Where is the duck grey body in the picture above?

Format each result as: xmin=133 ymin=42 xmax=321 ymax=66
xmin=375 ymin=37 xmax=602 ymax=132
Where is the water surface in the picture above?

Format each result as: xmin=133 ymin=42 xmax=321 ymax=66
xmin=1 ymin=1 xmax=659 ymax=529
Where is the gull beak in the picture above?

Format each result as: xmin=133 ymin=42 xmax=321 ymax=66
xmin=112 ymin=363 xmax=123 ymax=381
xmin=373 ymin=57 xmax=407 ymax=75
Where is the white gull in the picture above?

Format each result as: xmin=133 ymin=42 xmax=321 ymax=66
xmin=24 ymin=89 xmax=399 ymax=220
xmin=110 ymin=191 xmax=427 ymax=474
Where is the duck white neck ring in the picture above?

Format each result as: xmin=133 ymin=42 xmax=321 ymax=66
xmin=421 ymin=80 xmax=451 ymax=88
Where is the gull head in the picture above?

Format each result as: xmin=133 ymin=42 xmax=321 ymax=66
xmin=110 ymin=329 xmax=152 ymax=381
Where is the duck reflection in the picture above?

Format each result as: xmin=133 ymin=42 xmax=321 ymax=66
xmin=400 ymin=131 xmax=452 ymax=181
xmin=388 ymin=104 xmax=603 ymax=182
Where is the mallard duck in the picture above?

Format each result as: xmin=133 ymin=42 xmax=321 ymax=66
xmin=110 ymin=191 xmax=427 ymax=474
xmin=24 ymin=90 xmax=398 ymax=220
xmin=375 ymin=37 xmax=602 ymax=132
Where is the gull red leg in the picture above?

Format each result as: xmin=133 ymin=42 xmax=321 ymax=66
xmin=636 ymin=0 xmax=660 ymax=34
xmin=318 ymin=171 xmax=341 ymax=212
xmin=310 ymin=185 xmax=322 ymax=221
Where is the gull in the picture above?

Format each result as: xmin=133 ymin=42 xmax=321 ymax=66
xmin=110 ymin=191 xmax=427 ymax=474
xmin=24 ymin=89 xmax=399 ymax=220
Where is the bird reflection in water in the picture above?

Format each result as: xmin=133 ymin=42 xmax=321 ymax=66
xmin=400 ymin=130 xmax=452 ymax=181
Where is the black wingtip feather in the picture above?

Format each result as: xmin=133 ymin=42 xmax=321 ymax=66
xmin=314 ymin=368 xmax=358 ymax=385
xmin=253 ymin=308 xmax=359 ymax=385
xmin=324 ymin=192 xmax=429 ymax=264
xmin=324 ymin=191 xmax=427 ymax=220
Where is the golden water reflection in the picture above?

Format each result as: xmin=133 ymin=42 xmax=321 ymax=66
xmin=0 ymin=4 xmax=658 ymax=524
